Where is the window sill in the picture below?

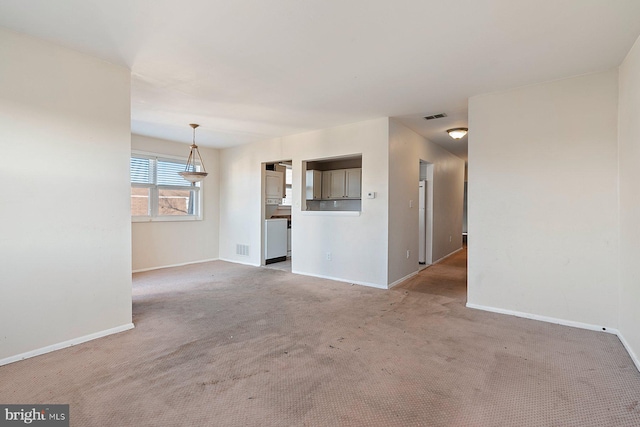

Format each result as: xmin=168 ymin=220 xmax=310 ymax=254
xmin=132 ymin=216 xmax=202 ymax=223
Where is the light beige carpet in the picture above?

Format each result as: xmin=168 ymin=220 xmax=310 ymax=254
xmin=1 ymin=249 xmax=639 ymax=426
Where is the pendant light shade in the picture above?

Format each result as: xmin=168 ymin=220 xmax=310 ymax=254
xmin=446 ymin=128 xmax=468 ymax=139
xmin=179 ymin=123 xmax=208 ymax=183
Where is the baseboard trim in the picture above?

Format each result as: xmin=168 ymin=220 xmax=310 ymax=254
xmin=291 ymin=270 xmax=387 ymax=289
xmin=389 ymin=247 xmax=463 ymax=288
xmin=221 ymin=257 xmax=386 ymax=289
xmin=466 ymin=303 xmax=613 ymax=333
xmin=466 ymin=303 xmax=640 ymax=373
xmin=615 ymin=330 xmax=640 ymax=373
xmin=432 ymin=247 xmax=464 ymax=266
xmin=219 ymin=258 xmax=261 ymax=267
xmin=219 ymin=257 xmax=385 ymax=288
xmin=265 ymin=256 xmax=287 ymax=265
xmin=388 ymin=271 xmax=418 ymax=289
xmin=133 ymin=258 xmax=219 ymax=273
xmin=0 ymin=323 xmax=135 ymax=367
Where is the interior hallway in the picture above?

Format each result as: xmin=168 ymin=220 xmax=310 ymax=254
xmin=401 ymin=247 xmax=468 ymax=301
xmin=1 ymin=249 xmax=639 ymax=426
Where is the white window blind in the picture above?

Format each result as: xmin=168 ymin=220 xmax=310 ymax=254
xmin=130 ymin=154 xmax=202 ymax=221
xmin=157 ymin=160 xmax=195 ymax=187
xmin=130 ymin=157 xmax=154 ymax=184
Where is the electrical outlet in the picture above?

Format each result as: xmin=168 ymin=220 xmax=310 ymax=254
xmin=406 ymin=250 xmax=410 ymax=259
xmin=326 ymin=252 xmax=332 ymax=261
xmin=449 ymin=235 xmax=452 ymax=242
xmin=409 ymin=200 xmax=413 ymax=208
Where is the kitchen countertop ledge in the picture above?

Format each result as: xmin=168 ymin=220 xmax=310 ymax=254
xmin=300 ymin=211 xmax=361 ymax=217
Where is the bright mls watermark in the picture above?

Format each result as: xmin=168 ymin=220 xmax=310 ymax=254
xmin=0 ymin=405 xmax=68 ymax=426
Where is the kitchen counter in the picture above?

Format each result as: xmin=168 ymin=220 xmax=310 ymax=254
xmin=270 ymin=214 xmax=291 ymax=228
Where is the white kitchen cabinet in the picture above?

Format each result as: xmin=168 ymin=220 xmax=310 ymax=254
xmin=321 ymin=171 xmax=331 ymax=199
xmin=345 ymin=168 xmax=361 ymax=198
xmin=330 ymin=170 xmax=347 ymax=198
xmin=321 ymin=170 xmax=334 ymax=199
xmin=321 ymin=168 xmax=361 ymax=199
xmin=305 ymin=170 xmax=323 ymax=200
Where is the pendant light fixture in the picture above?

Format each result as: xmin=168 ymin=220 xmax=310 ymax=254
xmin=179 ymin=123 xmax=208 ymax=183
xmin=446 ymin=128 xmax=468 ymax=140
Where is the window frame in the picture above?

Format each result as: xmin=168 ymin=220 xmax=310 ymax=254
xmin=282 ymin=166 xmax=293 ymax=206
xmin=131 ymin=150 xmax=203 ymax=222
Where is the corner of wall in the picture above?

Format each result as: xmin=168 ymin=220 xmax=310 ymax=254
xmin=617 ymin=32 xmax=640 ymax=373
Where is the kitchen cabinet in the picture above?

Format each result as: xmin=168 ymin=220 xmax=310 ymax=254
xmin=321 ymin=168 xmax=361 ymax=199
xmin=305 ymin=170 xmax=322 ymax=200
xmin=322 ymin=169 xmax=344 ymax=199
xmin=345 ymin=168 xmax=361 ymax=198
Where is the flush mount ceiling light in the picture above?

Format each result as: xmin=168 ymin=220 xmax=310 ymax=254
xmin=178 ymin=123 xmax=209 ymax=183
xmin=447 ymin=128 xmax=468 ymax=139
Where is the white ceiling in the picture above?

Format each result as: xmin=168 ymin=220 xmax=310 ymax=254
xmin=1 ymin=1 xmax=639 ymax=158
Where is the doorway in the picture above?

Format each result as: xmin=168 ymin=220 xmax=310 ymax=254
xmin=418 ymin=161 xmax=434 ymax=268
xmin=262 ymin=160 xmax=292 ymax=271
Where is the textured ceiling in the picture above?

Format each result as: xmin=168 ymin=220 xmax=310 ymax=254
xmin=1 ymin=0 xmax=639 ymax=158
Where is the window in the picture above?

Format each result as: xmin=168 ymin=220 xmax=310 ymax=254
xmin=282 ymin=167 xmax=293 ymax=206
xmin=130 ymin=153 xmax=202 ymax=221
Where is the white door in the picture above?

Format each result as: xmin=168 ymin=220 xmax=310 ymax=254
xmin=419 ymin=181 xmax=426 ymax=264
xmin=425 ymin=179 xmax=433 ymax=265
xmin=418 ymin=179 xmax=433 ymax=265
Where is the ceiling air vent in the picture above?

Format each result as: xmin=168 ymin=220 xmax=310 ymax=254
xmin=424 ymin=113 xmax=447 ymax=120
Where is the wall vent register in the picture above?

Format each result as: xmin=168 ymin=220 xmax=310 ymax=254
xmin=424 ymin=113 xmax=447 ymax=120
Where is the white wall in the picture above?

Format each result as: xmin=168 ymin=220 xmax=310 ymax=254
xmin=618 ymin=36 xmax=640 ymax=367
xmin=131 ymin=134 xmax=220 ymax=271
xmin=0 ymin=29 xmax=132 ymax=362
xmin=219 ymin=118 xmax=390 ymax=288
xmin=388 ymin=120 xmax=465 ymax=285
xmin=468 ymin=70 xmax=620 ymax=328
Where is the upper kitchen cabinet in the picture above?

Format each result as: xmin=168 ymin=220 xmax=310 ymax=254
xmin=321 ymin=168 xmax=361 ymax=199
xmin=345 ymin=168 xmax=362 ymax=198
xmin=303 ymin=155 xmax=363 ymax=212
xmin=321 ymin=169 xmax=343 ymax=200
xmin=306 ymin=170 xmax=322 ymax=200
